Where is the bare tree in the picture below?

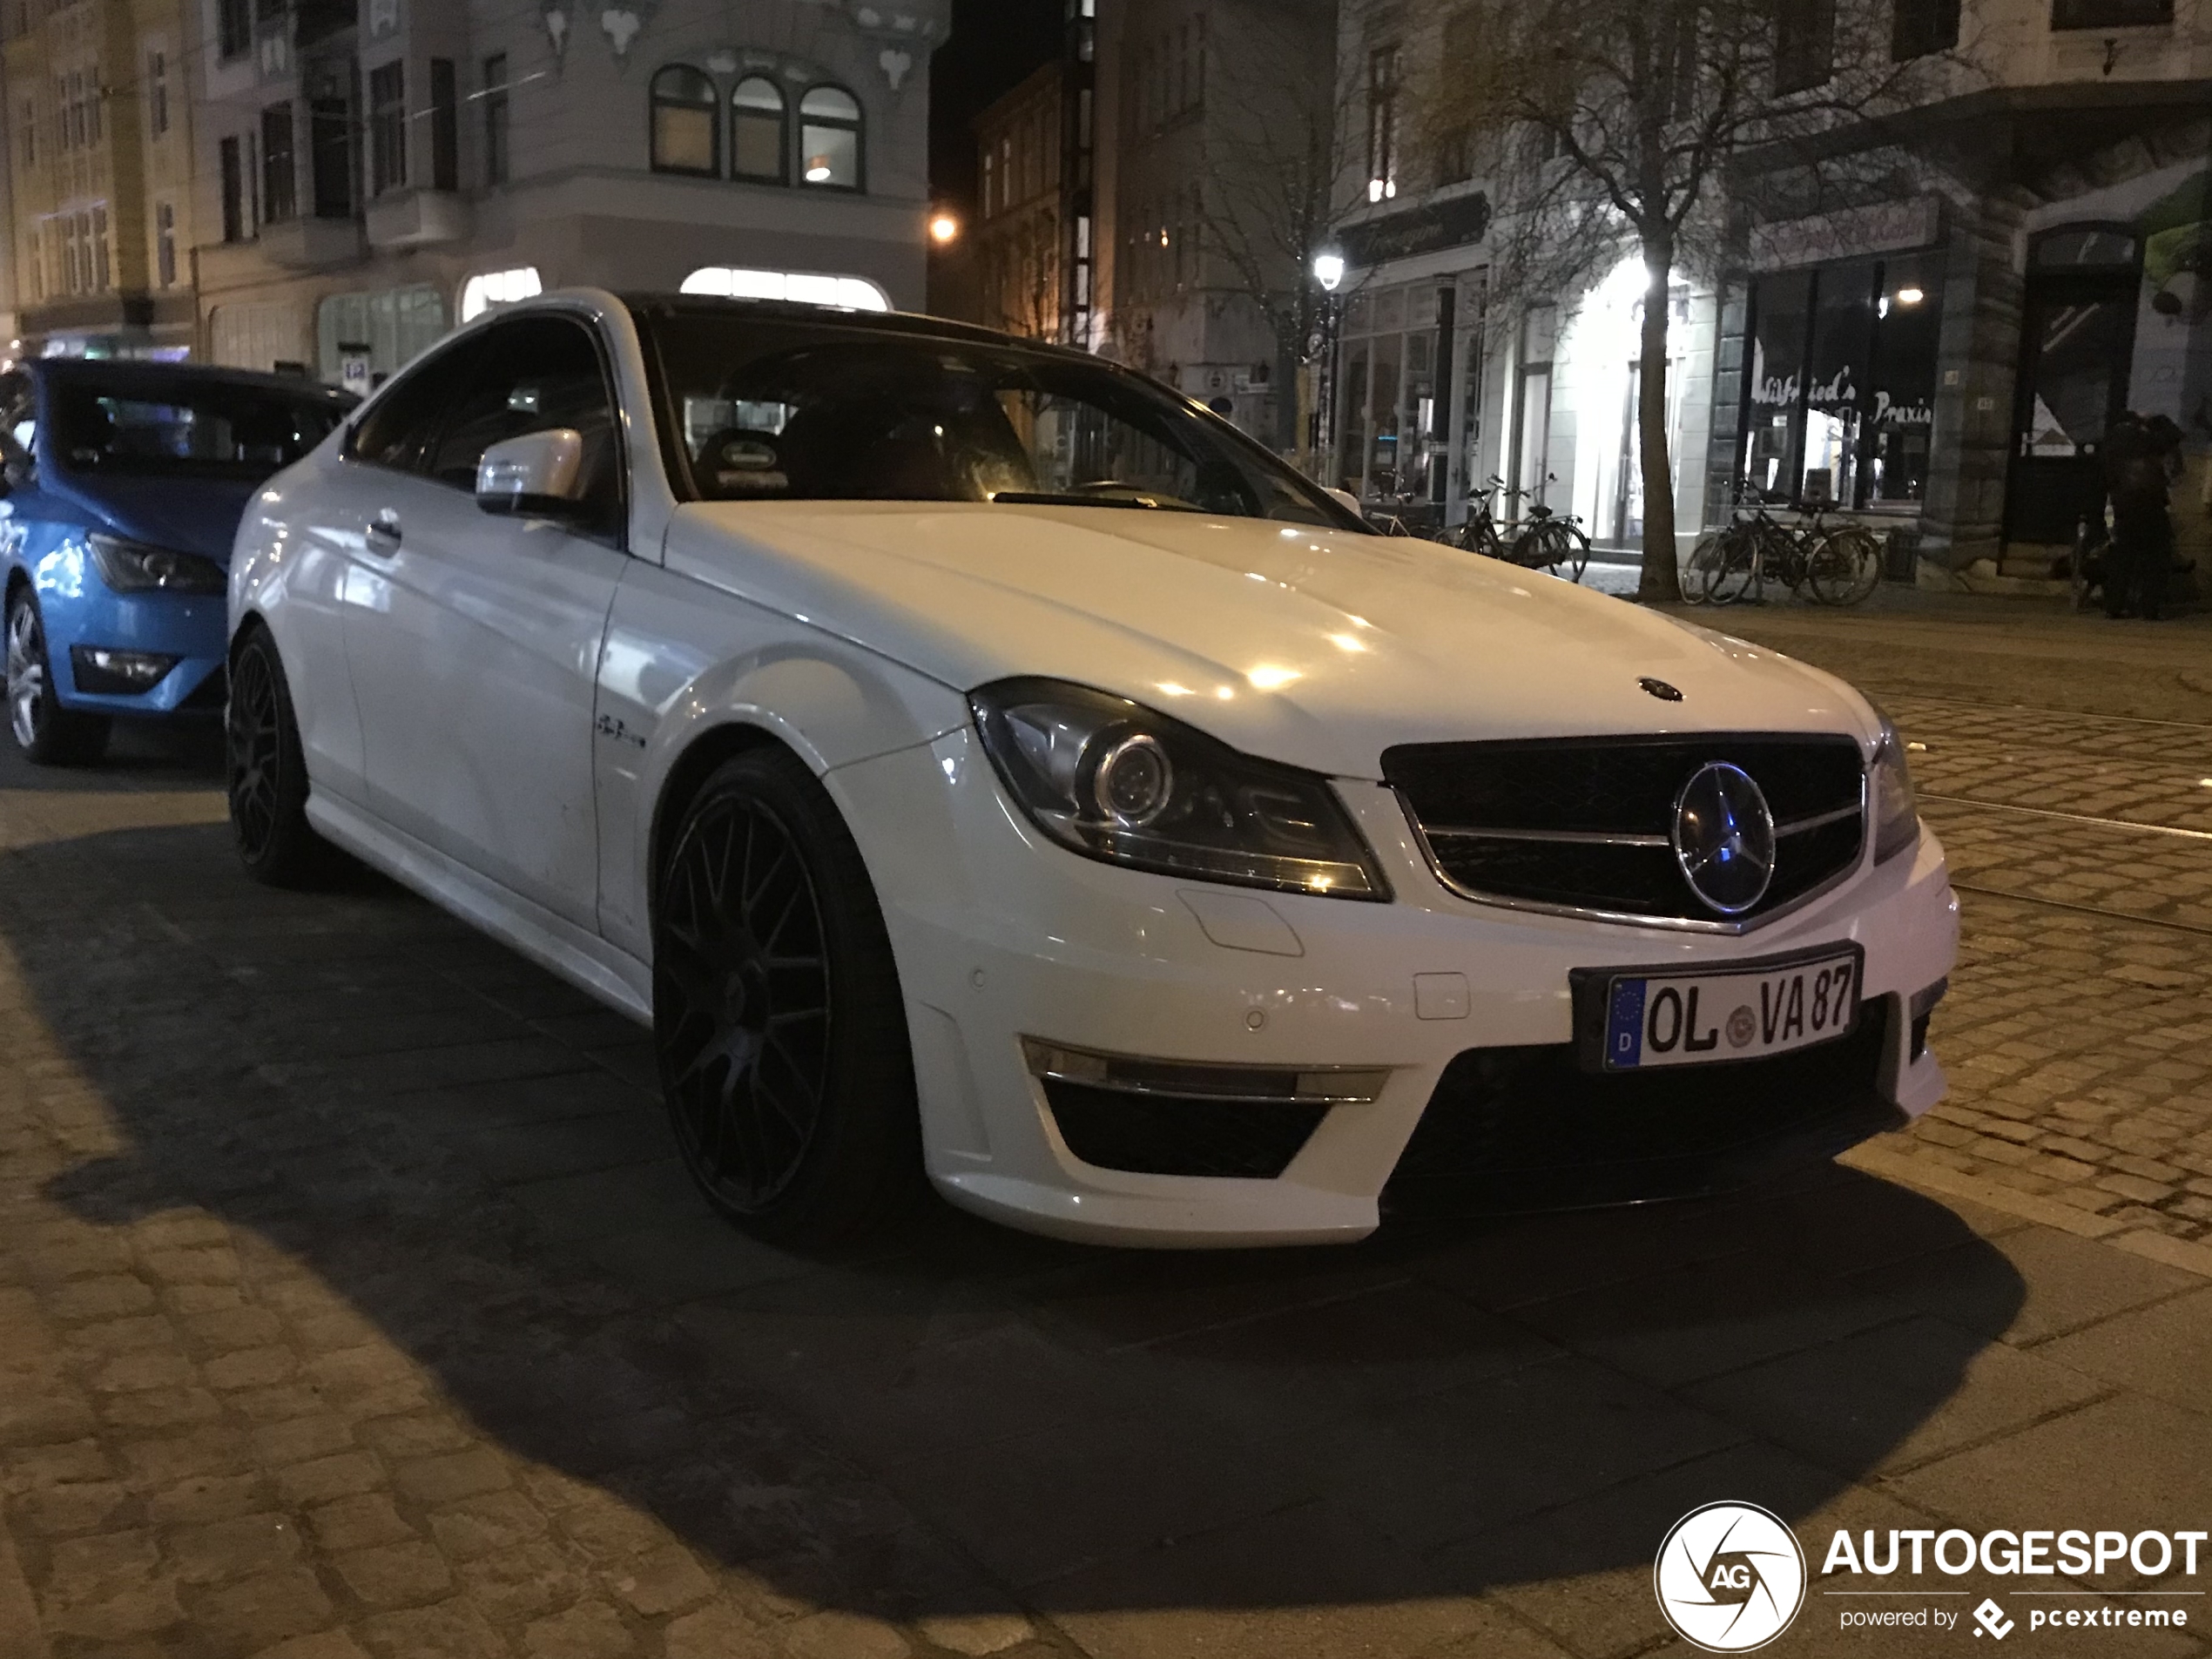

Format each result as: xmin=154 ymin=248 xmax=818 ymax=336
xmin=1415 ymin=0 xmax=1972 ymax=600
xmin=1189 ymin=0 xmax=1349 ymax=455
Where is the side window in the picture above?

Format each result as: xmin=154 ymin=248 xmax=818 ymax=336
xmin=347 ymin=337 xmax=487 ymax=473
xmin=0 ymin=371 xmax=37 ymax=464
xmin=423 ymin=316 xmax=624 ymax=540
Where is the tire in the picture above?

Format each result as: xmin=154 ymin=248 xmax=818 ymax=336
xmin=5 ymin=585 xmax=110 ymax=765
xmin=1808 ymin=529 xmax=1882 ymax=607
xmin=654 ymin=746 xmax=920 ymax=1247
xmin=226 ymin=625 xmax=341 ymax=887
xmin=1550 ymin=520 xmax=1591 ymax=583
xmin=1702 ymin=526 xmax=1760 ymax=606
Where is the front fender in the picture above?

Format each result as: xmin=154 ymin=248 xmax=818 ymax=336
xmin=593 ymin=560 xmax=968 ymax=959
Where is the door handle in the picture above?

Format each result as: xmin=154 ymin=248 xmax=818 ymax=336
xmin=367 ymin=509 xmax=402 ymax=550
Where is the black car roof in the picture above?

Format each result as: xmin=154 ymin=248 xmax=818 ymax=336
xmin=30 ymin=357 xmax=357 ymax=406
xmin=615 ymin=293 xmax=1105 ymax=368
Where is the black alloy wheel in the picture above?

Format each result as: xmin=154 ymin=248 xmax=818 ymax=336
xmin=5 ymin=586 xmax=110 ymax=765
xmin=656 ymin=746 xmax=918 ymax=1245
xmin=226 ymin=626 xmax=336 ymax=886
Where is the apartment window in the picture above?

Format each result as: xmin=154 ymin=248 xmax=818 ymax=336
xmin=429 ymin=58 xmax=456 ymax=191
xmin=981 ymin=148 xmax=995 ymax=218
xmin=156 ymin=201 xmax=175 ymax=287
xmin=2051 ymin=0 xmax=2172 ymax=22
xmin=91 ymin=206 xmax=108 ymax=290
xmin=148 ymin=50 xmax=168 ymax=135
xmin=650 ymin=64 xmax=718 ymax=174
xmin=1366 ymin=48 xmax=1399 ymax=203
xmin=731 ymin=76 xmax=786 ymax=183
xmin=63 ymin=215 xmax=79 ymax=293
xmin=482 ymin=54 xmax=509 ymax=186
xmin=312 ymin=95 xmax=352 ymax=217
xmin=798 ymin=85 xmax=862 ymax=190
xmin=369 ymin=60 xmax=407 ymax=195
xmin=220 ymin=134 xmax=246 ymax=240
xmin=1776 ymin=0 xmax=1838 ymax=91
xmin=17 ymin=97 xmax=31 ymax=167
xmin=262 ymin=103 xmax=296 ymax=222
xmin=86 ymin=67 xmax=101 ymax=145
xmin=218 ymin=0 xmax=250 ymax=59
xmin=64 ymin=71 xmax=81 ymax=149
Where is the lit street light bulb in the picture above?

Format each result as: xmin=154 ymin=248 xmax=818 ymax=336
xmin=929 ymin=213 xmax=960 ymax=246
xmin=1312 ymin=252 xmax=1345 ymax=293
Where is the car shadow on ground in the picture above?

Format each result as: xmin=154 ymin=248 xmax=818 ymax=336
xmin=0 ymin=799 xmax=2027 ymax=1646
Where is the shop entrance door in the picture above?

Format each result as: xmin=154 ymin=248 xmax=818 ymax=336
xmin=2006 ymin=268 xmax=2140 ymax=547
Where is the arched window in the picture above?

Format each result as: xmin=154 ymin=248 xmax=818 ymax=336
xmin=730 ymin=77 xmax=786 ymax=184
xmin=797 ymin=84 xmax=862 ymax=191
xmin=650 ymin=65 xmax=718 ymax=175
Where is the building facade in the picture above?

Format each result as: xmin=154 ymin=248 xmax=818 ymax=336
xmin=973 ymin=61 xmax=1066 ymax=340
xmin=185 ymin=0 xmax=944 ymax=388
xmin=1325 ymin=0 xmax=2210 ymax=576
xmin=3 ymin=0 xmax=199 ymax=358
xmin=1091 ymin=0 xmax=1338 ymax=443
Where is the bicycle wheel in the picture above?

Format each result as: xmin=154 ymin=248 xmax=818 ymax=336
xmin=1684 ymin=533 xmax=1728 ymax=604
xmin=1807 ymin=528 xmax=1882 ymax=606
xmin=1548 ymin=520 xmax=1592 ymax=583
xmin=1702 ymin=527 xmax=1760 ymax=606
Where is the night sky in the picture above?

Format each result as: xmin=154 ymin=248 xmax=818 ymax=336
xmin=929 ymin=0 xmax=1063 ymax=217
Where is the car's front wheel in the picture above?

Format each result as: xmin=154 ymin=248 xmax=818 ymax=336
xmin=655 ymin=746 xmax=919 ymax=1247
xmin=5 ymin=586 xmax=110 ymax=765
xmin=226 ymin=625 xmax=339 ymax=887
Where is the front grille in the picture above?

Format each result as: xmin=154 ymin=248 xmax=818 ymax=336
xmin=1041 ymin=1079 xmax=1327 ymax=1178
xmin=1383 ymin=1001 xmax=1901 ymax=1215
xmin=1384 ymin=733 xmax=1865 ymax=927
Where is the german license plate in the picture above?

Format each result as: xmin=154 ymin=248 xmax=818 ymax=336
xmin=1594 ymin=948 xmax=1860 ymax=1071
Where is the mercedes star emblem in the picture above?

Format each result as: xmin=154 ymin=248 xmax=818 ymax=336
xmin=1672 ymin=762 xmax=1777 ymax=915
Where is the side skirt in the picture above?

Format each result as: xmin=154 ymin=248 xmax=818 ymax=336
xmin=306 ymin=792 xmax=654 ymax=1028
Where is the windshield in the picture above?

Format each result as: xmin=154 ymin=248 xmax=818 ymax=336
xmin=634 ymin=307 xmax=1364 ymax=530
xmin=52 ymin=380 xmax=347 ymax=479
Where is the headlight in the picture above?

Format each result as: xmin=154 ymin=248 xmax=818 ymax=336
xmin=1871 ymin=713 xmax=1920 ymax=864
xmin=969 ymin=677 xmax=1389 ymax=900
xmin=88 ymin=534 xmax=226 ymax=594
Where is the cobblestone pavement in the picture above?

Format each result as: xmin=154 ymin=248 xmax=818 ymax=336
xmin=6 ymin=600 xmax=2212 ymax=1658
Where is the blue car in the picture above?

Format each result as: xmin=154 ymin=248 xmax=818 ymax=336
xmin=2 ymin=361 xmax=354 ymax=765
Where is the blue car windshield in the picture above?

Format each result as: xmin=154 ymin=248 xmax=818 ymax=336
xmin=52 ymin=381 xmax=346 ymax=478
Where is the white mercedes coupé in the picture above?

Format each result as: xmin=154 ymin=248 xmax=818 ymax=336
xmin=226 ymin=290 xmax=1958 ymax=1247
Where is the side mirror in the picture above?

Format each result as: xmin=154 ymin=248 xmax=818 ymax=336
xmin=475 ymin=429 xmax=586 ymax=518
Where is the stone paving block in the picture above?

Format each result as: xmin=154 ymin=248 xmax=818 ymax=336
xmin=602 ymin=1542 xmax=714 ymax=1617
xmin=393 ymin=1448 xmax=511 ymax=1507
xmin=331 ymin=1539 xmax=455 ymax=1608
xmin=273 ymin=1452 xmax=385 ymax=1507
xmin=524 ymin=1599 xmax=637 ymax=1659
xmin=145 ymin=1472 xmax=266 ymax=1527
xmin=356 ymin=1600 xmax=511 ymax=1659
xmin=455 ymin=1537 xmax=584 ymax=1624
xmin=779 ymin=1608 xmax=910 ymax=1659
xmin=425 ymin=1490 xmax=550 ymax=1560
xmin=1845 ymin=1223 xmax=2197 ymax=1345
xmin=166 ymin=1512 xmax=303 ymax=1585
xmin=308 ymin=1493 xmax=416 ymax=1553
xmin=2033 ymin=1285 xmax=2212 ymax=1416
xmin=663 ymin=1602 xmax=772 ymax=1659
xmin=252 ymin=1632 xmax=374 ymax=1659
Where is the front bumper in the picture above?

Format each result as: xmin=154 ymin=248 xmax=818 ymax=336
xmin=34 ymin=550 xmax=227 ymax=717
xmin=829 ymin=730 xmax=1959 ymax=1247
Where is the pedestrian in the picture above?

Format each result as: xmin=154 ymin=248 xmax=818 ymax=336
xmin=2103 ymin=412 xmax=2182 ymax=619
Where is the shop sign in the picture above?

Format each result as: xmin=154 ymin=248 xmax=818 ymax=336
xmin=1751 ymin=197 xmax=1943 ymax=272
xmin=1341 ymin=192 xmax=1492 ymax=270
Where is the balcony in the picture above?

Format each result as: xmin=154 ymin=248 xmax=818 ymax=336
xmin=365 ymin=189 xmax=471 ymax=251
xmin=260 ymin=215 xmax=365 ymax=268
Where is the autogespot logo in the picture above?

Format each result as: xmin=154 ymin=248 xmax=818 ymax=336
xmin=1656 ymin=1501 xmax=1808 ymax=1652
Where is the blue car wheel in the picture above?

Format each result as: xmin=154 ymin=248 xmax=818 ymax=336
xmin=5 ymin=585 xmax=109 ymax=765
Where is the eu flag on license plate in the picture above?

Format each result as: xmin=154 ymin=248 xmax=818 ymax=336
xmin=1607 ymin=977 xmax=1646 ymax=1069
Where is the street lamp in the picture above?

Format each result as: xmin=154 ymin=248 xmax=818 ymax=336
xmin=1312 ymin=250 xmax=1345 ymax=293
xmin=929 ymin=212 xmax=961 ymax=246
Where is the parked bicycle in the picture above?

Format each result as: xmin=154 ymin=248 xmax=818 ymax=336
xmin=1684 ymin=484 xmax=1882 ymax=607
xmin=1453 ymin=475 xmax=1593 ymax=584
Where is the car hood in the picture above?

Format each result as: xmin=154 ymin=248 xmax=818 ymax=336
xmin=51 ymin=473 xmax=265 ymax=563
xmin=669 ymin=501 xmax=1879 ymax=782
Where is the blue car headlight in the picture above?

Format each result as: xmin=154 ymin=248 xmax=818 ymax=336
xmin=88 ymin=533 xmax=226 ymax=595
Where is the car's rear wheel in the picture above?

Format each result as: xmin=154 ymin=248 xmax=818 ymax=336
xmin=226 ymin=625 xmax=339 ymax=887
xmin=655 ymin=746 xmax=919 ymax=1246
xmin=5 ymin=587 xmax=110 ymax=766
